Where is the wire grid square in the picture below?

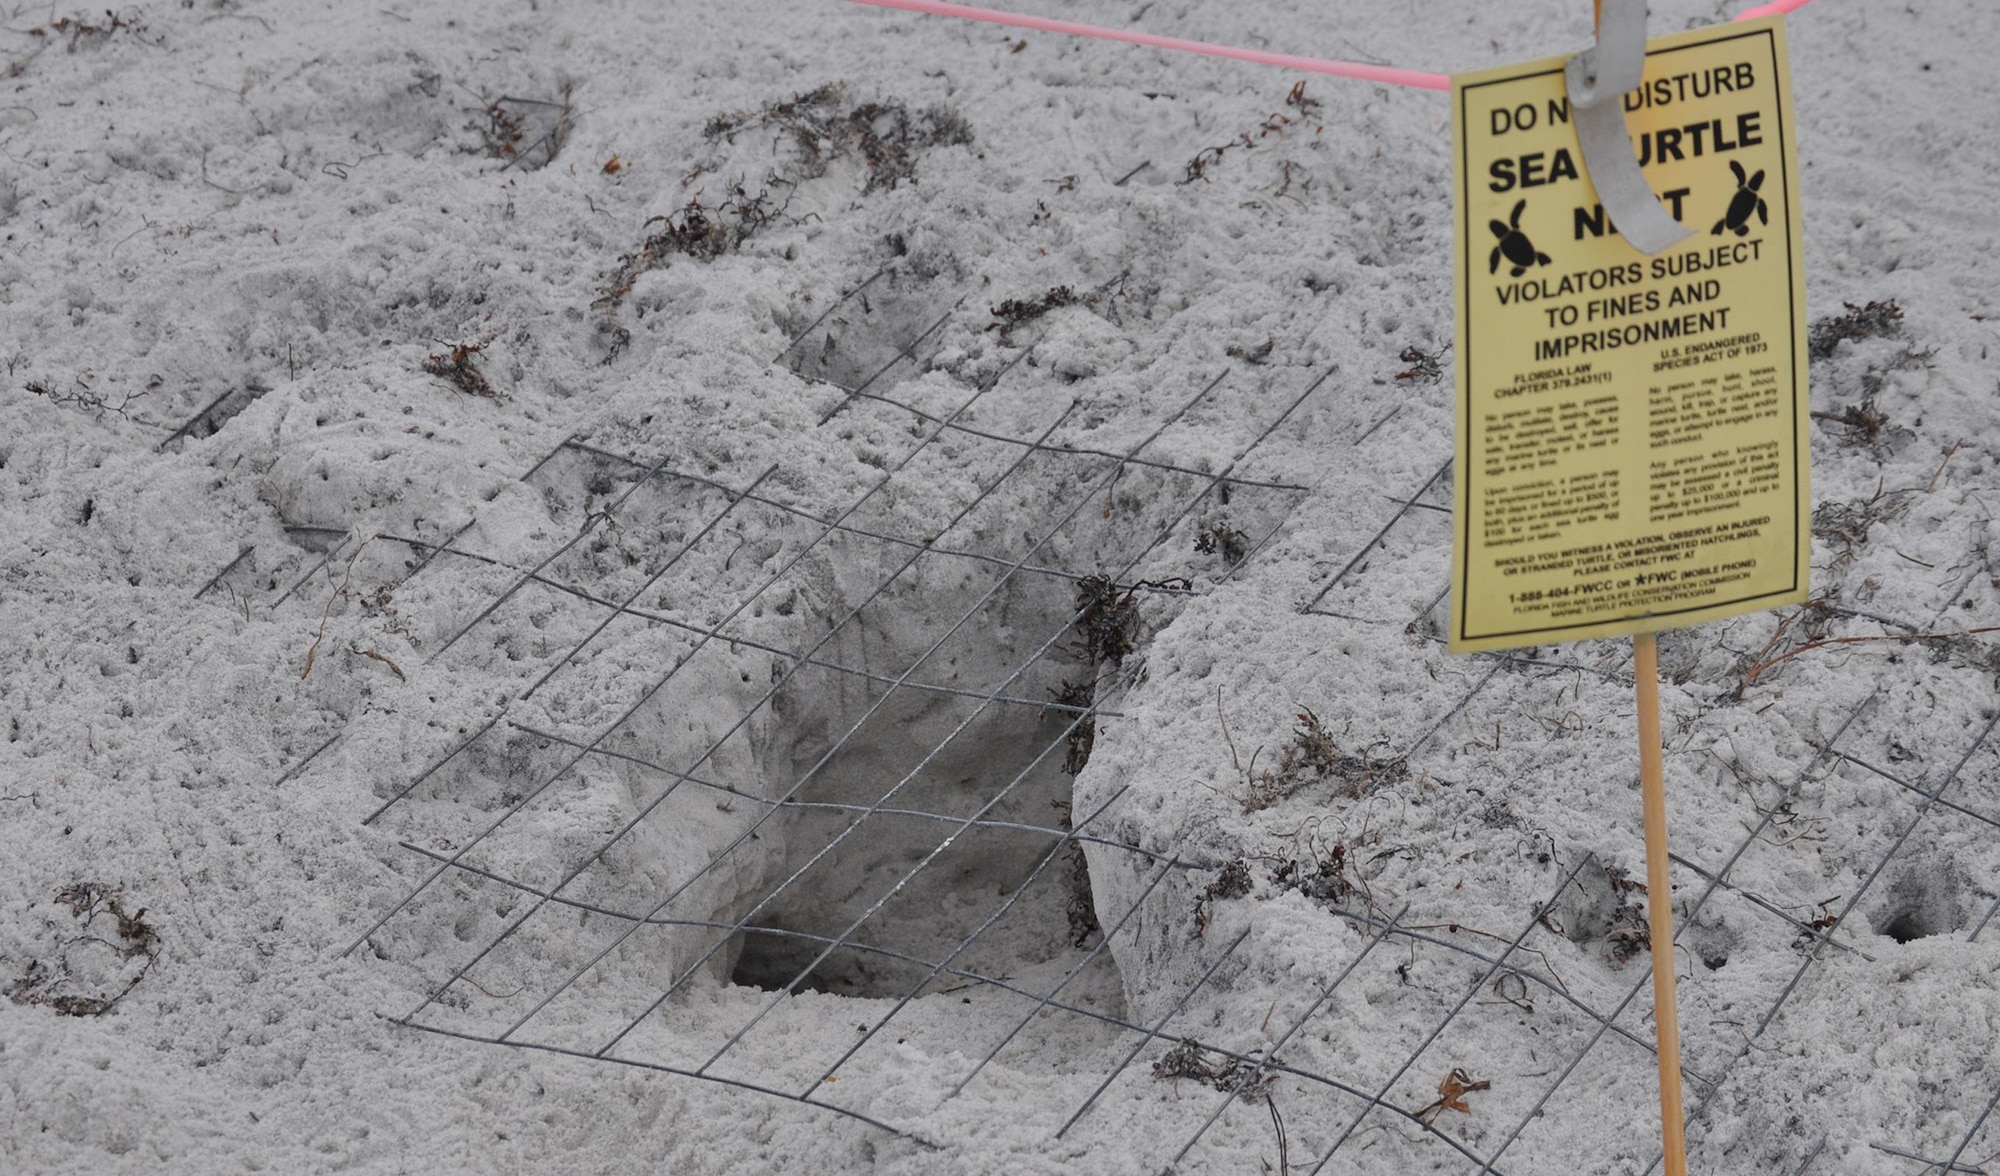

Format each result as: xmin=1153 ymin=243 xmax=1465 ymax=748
xmin=349 ymin=333 xmax=1342 ymax=1142
xmin=1876 ymin=1089 xmax=2000 ymax=1176
xmin=780 ymin=266 xmax=960 ymax=395
xmin=1303 ymin=464 xmax=1454 ymax=626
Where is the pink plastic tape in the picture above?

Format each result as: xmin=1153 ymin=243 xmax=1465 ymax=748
xmin=845 ymin=0 xmax=1814 ymax=91
xmin=1734 ymin=0 xmax=1816 ymax=18
xmin=843 ymin=0 xmax=1451 ymax=91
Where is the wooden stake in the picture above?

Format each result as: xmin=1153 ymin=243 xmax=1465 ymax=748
xmin=1595 ymin=0 xmax=1686 ymax=1162
xmin=1634 ymin=630 xmax=1689 ymax=1174
xmin=1581 ymin=1 xmax=1686 ymax=1163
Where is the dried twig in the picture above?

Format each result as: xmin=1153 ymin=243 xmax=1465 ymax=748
xmin=301 ymin=534 xmax=381 ymax=679
xmin=23 ymin=373 xmax=145 ymax=420
xmin=9 ymin=882 xmax=159 ymax=1017
xmin=1927 ymin=438 xmax=1965 ymax=493
xmin=349 ymin=645 xmax=407 ymax=682
xmin=1736 ymin=623 xmax=2000 ymax=698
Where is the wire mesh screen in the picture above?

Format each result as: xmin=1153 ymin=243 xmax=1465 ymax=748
xmin=305 ymin=265 xmax=2000 ymax=1174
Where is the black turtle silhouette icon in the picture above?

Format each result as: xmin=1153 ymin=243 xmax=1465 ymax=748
xmin=1711 ymin=160 xmax=1768 ymax=236
xmin=1489 ymin=199 xmax=1551 ymax=277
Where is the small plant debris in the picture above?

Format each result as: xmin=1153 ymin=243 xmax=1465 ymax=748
xmin=1195 ymin=521 xmax=1249 ymax=566
xmin=1600 ymin=866 xmax=1652 ymax=964
xmin=1487 ymin=971 xmax=1535 ymax=1013
xmin=1180 ymin=81 xmax=1323 ymax=184
xmin=1051 ymin=801 xmax=1100 ymax=947
xmin=846 ymin=100 xmax=973 ymax=191
xmin=1225 ymin=338 xmax=1275 ymax=365
xmin=348 ymin=644 xmax=408 ymax=681
xmin=366 ymin=584 xmax=421 ymax=649
xmin=1395 ymin=344 xmax=1447 ymax=384
xmin=300 ymin=533 xmax=385 ymax=681
xmin=1808 ymin=298 xmax=1902 ymax=360
xmin=1152 ymin=1038 xmax=1275 ymax=1103
xmin=1181 ymin=144 xmax=1228 ymax=185
xmin=55 ymin=882 xmax=157 ymax=951
xmin=1810 ymin=340 xmax=1932 ymax=449
xmin=1272 ymin=844 xmax=1357 ymax=905
xmin=1239 ymin=708 xmax=1408 ymax=812
xmin=1809 ymin=397 xmax=1892 ymax=446
xmin=1812 ymin=483 xmax=1914 ymax=570
xmin=1415 ymin=1069 xmax=1491 ymax=1125
xmin=596 ymin=80 xmax=964 ymax=342
xmin=1275 ymin=708 xmax=1343 ymax=778
xmin=1192 ymin=858 xmax=1253 ymax=939
xmin=1074 ymin=574 xmax=1140 ymax=667
xmin=1072 ymin=575 xmax=1187 ymax=668
xmin=23 ymin=372 xmax=145 ymax=420
xmin=1285 ymin=79 xmax=1322 ymax=119
xmin=703 ymin=82 xmax=972 ymax=194
xmin=1065 ymin=854 xmax=1099 ymax=947
xmin=1047 ymin=678 xmax=1097 ymax=775
xmin=8 ymin=882 xmax=159 ymax=1017
xmin=1729 ymin=597 xmax=1840 ymax=699
xmin=480 ymin=91 xmax=571 ymax=171
xmin=988 ymin=285 xmax=1081 ymax=344
xmin=704 ymin=81 xmax=839 ymax=143
xmin=1789 ymin=900 xmax=1841 ymax=953
xmin=24 ymin=9 xmax=138 ymax=52
xmin=597 ymin=185 xmax=778 ymax=311
xmin=1861 ymin=343 xmax=1936 ymax=399
xmin=422 ymin=342 xmax=498 ymax=399
xmin=1731 ymin=597 xmax=2000 ymax=699
xmin=661 ymin=187 xmax=775 ymax=262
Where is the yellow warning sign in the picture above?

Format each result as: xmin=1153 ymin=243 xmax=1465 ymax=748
xmin=1449 ymin=17 xmax=1809 ymax=654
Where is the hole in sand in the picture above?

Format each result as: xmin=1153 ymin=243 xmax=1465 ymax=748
xmin=1870 ymin=862 xmax=1963 ymax=944
xmin=725 ymin=573 xmax=1105 ymax=1001
xmin=1879 ymin=910 xmax=1934 ymax=944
